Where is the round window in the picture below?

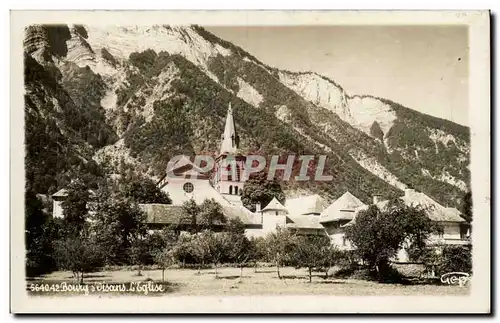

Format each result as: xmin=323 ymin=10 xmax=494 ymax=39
xmin=183 ymin=182 xmax=194 ymax=193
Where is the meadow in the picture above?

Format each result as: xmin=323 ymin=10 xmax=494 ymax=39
xmin=27 ymin=265 xmax=469 ymax=297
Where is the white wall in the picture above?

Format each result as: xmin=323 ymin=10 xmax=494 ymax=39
xmin=323 ymin=223 xmax=353 ymax=250
xmin=162 ymin=177 xmax=230 ymax=206
xmin=262 ymin=211 xmax=287 ymax=234
xmin=443 ymin=223 xmax=462 ymax=239
xmin=428 ymin=222 xmax=463 ymax=243
xmin=53 ymin=200 xmax=64 ymax=219
xmin=217 ymin=180 xmax=245 ymax=196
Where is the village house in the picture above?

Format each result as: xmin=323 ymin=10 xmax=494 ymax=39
xmin=336 ymin=188 xmax=471 ymax=261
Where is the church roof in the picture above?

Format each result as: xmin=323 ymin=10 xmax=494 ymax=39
xmin=261 ymin=197 xmax=288 ymax=213
xmin=166 ymin=155 xmax=206 ymax=176
xmin=219 ymin=103 xmax=238 ymax=155
xmin=320 ymin=191 xmax=366 ymax=223
xmin=285 ymin=194 xmax=327 ymax=215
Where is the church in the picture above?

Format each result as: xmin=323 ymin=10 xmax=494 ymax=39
xmin=139 ymin=103 xmax=328 ymax=236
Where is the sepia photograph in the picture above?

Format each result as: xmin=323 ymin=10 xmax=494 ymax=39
xmin=10 ymin=10 xmax=491 ymax=313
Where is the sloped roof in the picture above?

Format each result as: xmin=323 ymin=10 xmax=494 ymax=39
xmin=166 ymin=155 xmax=207 ymax=177
xmin=346 ymin=190 xmax=466 ymax=226
xmin=221 ymin=205 xmax=257 ymax=225
xmin=52 ymin=188 xmax=69 ymax=198
xmin=285 ymin=194 xmax=327 ymax=215
xmin=286 ymin=215 xmax=324 ymax=230
xmin=320 ymin=191 xmax=366 ymax=222
xmin=220 ymin=103 xmax=238 ymax=155
xmin=138 ymin=203 xmax=256 ymax=226
xmin=51 ymin=188 xmax=96 ymax=199
xmin=320 ymin=210 xmax=357 ymax=223
xmin=400 ymin=191 xmax=466 ymax=223
xmin=444 ymin=207 xmax=466 ymax=222
xmin=139 ymin=204 xmax=183 ymax=224
xmin=261 ymin=197 xmax=288 ymax=213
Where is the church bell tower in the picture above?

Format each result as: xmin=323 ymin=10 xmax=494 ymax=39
xmin=212 ymin=103 xmax=247 ymax=205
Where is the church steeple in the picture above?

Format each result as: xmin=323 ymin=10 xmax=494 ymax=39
xmin=220 ymin=102 xmax=239 ymax=155
xmin=212 ymin=102 xmax=247 ymax=203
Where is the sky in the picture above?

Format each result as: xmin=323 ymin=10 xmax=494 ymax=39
xmin=206 ymin=26 xmax=469 ymax=126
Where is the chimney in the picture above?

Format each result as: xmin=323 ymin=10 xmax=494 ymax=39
xmin=255 ymin=202 xmax=261 ymax=212
xmin=405 ymin=188 xmax=416 ymax=199
xmin=373 ymin=195 xmax=381 ymax=205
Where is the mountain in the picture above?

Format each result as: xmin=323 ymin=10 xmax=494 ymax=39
xmin=23 ymin=24 xmax=470 ymax=209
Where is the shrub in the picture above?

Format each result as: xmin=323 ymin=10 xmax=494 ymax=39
xmin=438 ymin=245 xmax=472 ymax=275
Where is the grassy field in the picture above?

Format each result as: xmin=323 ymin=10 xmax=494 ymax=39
xmin=27 ymin=266 xmax=469 ymax=297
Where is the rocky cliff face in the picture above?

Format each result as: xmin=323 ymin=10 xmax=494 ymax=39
xmin=23 ymin=24 xmax=470 ymax=208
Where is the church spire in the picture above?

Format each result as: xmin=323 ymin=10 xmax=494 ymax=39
xmin=220 ymin=102 xmax=238 ymax=155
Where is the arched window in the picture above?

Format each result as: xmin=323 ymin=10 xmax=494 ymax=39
xmin=229 ymin=185 xmax=233 ymax=195
xmin=236 ymin=163 xmax=242 ymax=181
xmin=226 ymin=164 xmax=232 ymax=181
xmin=234 ymin=186 xmax=239 ymax=195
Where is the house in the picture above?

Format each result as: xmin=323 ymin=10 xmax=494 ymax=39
xmin=50 ymin=186 xmax=98 ymax=219
xmin=51 ymin=188 xmax=69 ymax=219
xmin=319 ymin=191 xmax=367 ymax=248
xmin=341 ymin=188 xmax=470 ymax=261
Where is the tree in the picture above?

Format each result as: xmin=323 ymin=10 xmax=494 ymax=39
xmin=150 ymin=229 xmax=179 ymax=282
xmin=461 ymin=191 xmax=473 ymax=223
xmin=344 ymin=200 xmax=435 ymax=282
xmin=90 ymin=185 xmax=147 ymax=265
xmin=438 ymin=245 xmax=472 ymax=275
xmin=264 ymin=227 xmax=298 ymax=279
xmin=227 ymin=218 xmax=256 ymax=280
xmin=122 ymin=176 xmax=172 ymax=204
xmin=25 ymin=190 xmax=61 ymax=276
xmin=204 ymin=231 xmax=232 ymax=278
xmin=198 ymin=199 xmax=226 ymax=231
xmin=190 ymin=232 xmax=211 ymax=273
xmin=147 ymin=227 xmax=179 ymax=264
xmin=178 ymin=199 xmax=200 ymax=233
xmin=53 ymin=230 xmax=105 ymax=283
xmin=61 ymin=179 xmax=91 ymax=236
xmin=241 ymin=173 xmax=286 ymax=212
xmin=226 ymin=217 xmax=246 ymax=235
xmin=291 ymin=235 xmax=331 ymax=283
xmin=321 ymin=244 xmax=344 ymax=279
xmin=171 ymin=234 xmax=198 ymax=268
xmin=129 ymin=236 xmax=149 ymax=276
xmin=153 ymin=248 xmax=175 ymax=282
xmin=253 ymin=237 xmax=268 ymax=273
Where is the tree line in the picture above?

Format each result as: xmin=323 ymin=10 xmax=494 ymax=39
xmin=25 ymin=174 xmax=472 ymax=284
